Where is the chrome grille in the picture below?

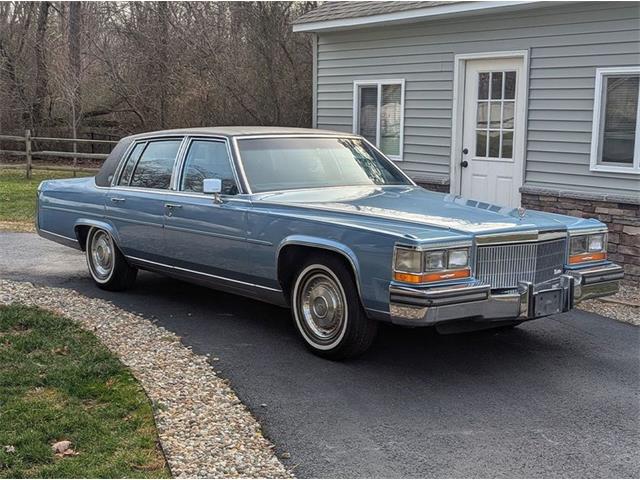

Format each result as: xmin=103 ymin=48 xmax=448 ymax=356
xmin=475 ymin=238 xmax=567 ymax=288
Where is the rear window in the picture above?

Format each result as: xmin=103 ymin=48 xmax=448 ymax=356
xmin=122 ymin=139 xmax=182 ymax=189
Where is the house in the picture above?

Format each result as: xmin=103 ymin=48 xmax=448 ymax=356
xmin=293 ymin=0 xmax=640 ymax=282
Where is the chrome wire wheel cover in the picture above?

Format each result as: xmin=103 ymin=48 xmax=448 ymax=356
xmin=295 ymin=266 xmax=348 ymax=348
xmin=89 ymin=230 xmax=114 ymax=282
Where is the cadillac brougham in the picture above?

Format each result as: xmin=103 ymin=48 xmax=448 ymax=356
xmin=36 ymin=127 xmax=624 ymax=358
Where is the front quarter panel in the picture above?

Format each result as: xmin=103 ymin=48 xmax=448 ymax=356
xmin=246 ymin=204 xmax=417 ymax=313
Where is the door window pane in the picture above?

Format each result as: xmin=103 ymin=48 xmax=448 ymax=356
xmin=476 ymin=130 xmax=487 ymax=157
xmin=476 ymin=102 xmax=488 ymax=128
xmin=478 ymin=73 xmax=490 ymax=99
xmin=359 ymin=86 xmax=377 ymax=145
xmin=504 ymin=71 xmax=516 ymax=99
xmin=129 ymin=139 xmax=181 ymax=189
xmin=380 ymin=84 xmax=401 ymax=156
xmin=503 ymin=102 xmax=515 ymax=129
xmin=181 ymin=140 xmax=238 ymax=194
xmin=489 ymin=131 xmax=500 ymax=157
xmin=491 ymin=72 xmax=503 ymax=99
xmin=601 ymin=75 xmax=638 ymax=164
xmin=118 ymin=142 xmax=146 ymax=186
xmin=489 ymin=102 xmax=501 ymax=128
xmin=502 ymin=131 xmax=513 ymax=159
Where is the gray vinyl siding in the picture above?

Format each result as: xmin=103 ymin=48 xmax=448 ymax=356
xmin=314 ymin=2 xmax=640 ymax=197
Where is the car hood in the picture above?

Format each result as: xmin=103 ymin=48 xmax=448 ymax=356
xmin=252 ymin=185 xmax=600 ymax=237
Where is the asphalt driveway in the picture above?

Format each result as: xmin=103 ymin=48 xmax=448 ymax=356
xmin=1 ymin=232 xmax=639 ymax=478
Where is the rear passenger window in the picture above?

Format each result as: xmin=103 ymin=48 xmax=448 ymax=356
xmin=128 ymin=140 xmax=182 ymax=189
xmin=118 ymin=142 xmax=145 ymax=186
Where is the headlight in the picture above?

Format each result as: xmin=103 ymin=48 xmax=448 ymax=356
xmin=569 ymin=232 xmax=607 ymax=264
xmin=394 ymin=247 xmax=422 ymax=273
xmin=448 ymin=249 xmax=469 ymax=269
xmin=394 ymin=245 xmax=471 ymax=284
xmin=588 ymin=233 xmax=605 ymax=252
xmin=424 ymin=250 xmax=446 ymax=271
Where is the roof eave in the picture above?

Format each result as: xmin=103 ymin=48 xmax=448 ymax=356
xmin=293 ymin=1 xmax=555 ymax=33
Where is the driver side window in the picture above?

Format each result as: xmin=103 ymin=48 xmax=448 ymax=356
xmin=180 ymin=140 xmax=238 ymax=195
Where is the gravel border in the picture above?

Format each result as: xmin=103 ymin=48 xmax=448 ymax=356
xmin=578 ymin=283 xmax=640 ymax=326
xmin=0 ymin=279 xmax=292 ymax=478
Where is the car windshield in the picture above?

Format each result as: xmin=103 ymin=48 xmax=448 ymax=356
xmin=236 ymin=137 xmax=411 ymax=193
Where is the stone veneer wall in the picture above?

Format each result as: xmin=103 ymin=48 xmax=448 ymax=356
xmin=521 ymin=190 xmax=639 ymax=284
xmin=417 ymin=181 xmax=450 ymax=193
xmin=416 ymin=180 xmax=639 ymax=284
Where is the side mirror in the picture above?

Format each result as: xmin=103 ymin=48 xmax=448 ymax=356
xmin=202 ymin=178 xmax=222 ymax=194
xmin=202 ymin=178 xmax=223 ymax=204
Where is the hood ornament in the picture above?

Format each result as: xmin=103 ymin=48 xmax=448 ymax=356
xmin=517 ymin=207 xmax=527 ymax=218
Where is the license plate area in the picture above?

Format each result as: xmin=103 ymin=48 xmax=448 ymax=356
xmin=534 ymin=288 xmax=563 ymax=317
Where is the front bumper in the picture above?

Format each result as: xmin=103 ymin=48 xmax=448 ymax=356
xmin=389 ymin=263 xmax=624 ymax=326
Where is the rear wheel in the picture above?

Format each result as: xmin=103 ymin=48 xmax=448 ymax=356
xmin=291 ymin=255 xmax=377 ymax=360
xmin=86 ymin=227 xmax=137 ymax=291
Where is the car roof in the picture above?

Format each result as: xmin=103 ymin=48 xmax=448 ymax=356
xmin=124 ymin=126 xmax=353 ymax=140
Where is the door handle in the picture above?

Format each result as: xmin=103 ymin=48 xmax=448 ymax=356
xmin=164 ymin=203 xmax=182 ymax=209
xmin=110 ymin=197 xmax=126 ymax=203
xmin=462 ymin=148 xmax=469 ymax=155
xmin=460 ymin=160 xmax=469 ymax=168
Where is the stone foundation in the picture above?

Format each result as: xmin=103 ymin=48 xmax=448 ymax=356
xmin=521 ymin=190 xmax=640 ymax=284
xmin=416 ymin=181 xmax=450 ymax=193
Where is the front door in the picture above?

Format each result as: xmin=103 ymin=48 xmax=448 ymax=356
xmin=163 ymin=138 xmax=249 ymax=281
xmin=460 ymin=57 xmax=526 ymax=207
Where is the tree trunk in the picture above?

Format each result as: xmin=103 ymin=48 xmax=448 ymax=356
xmin=31 ymin=1 xmax=50 ymax=129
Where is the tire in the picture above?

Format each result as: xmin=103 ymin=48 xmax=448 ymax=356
xmin=291 ymin=254 xmax=378 ymax=360
xmin=85 ymin=227 xmax=137 ymax=291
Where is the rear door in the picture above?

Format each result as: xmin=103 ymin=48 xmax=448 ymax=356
xmin=162 ymin=137 xmax=250 ymax=281
xmin=105 ymin=137 xmax=184 ymax=261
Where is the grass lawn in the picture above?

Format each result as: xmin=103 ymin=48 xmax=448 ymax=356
xmin=0 ymin=305 xmax=170 ymax=478
xmin=0 ymin=169 xmax=88 ymax=232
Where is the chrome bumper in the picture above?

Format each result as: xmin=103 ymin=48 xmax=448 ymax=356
xmin=389 ymin=263 xmax=624 ymax=326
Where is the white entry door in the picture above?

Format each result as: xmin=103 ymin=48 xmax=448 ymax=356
xmin=460 ymin=57 xmax=526 ymax=207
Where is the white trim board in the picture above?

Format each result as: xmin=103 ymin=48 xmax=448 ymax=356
xmin=293 ymin=1 xmax=551 ymax=33
xmin=450 ymin=50 xmax=530 ymax=198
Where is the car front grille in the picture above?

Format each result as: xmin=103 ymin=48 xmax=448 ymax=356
xmin=475 ymin=238 xmax=567 ymax=288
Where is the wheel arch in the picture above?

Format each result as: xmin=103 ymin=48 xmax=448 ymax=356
xmin=276 ymin=236 xmax=363 ymax=304
xmin=74 ymin=219 xmax=121 ymax=251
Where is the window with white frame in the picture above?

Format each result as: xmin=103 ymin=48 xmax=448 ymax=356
xmin=353 ymin=80 xmax=405 ymax=160
xmin=590 ymin=66 xmax=640 ymax=173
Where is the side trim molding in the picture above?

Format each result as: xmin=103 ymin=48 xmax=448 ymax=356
xmin=125 ymin=255 xmax=282 ymax=293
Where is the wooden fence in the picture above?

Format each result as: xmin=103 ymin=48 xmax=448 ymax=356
xmin=0 ymin=130 xmax=118 ymax=178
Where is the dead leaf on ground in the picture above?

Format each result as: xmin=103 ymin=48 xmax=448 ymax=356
xmin=52 ymin=346 xmax=70 ymax=356
xmin=51 ymin=440 xmax=72 ymax=455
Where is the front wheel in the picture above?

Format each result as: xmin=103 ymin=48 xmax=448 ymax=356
xmin=291 ymin=255 xmax=377 ymax=360
xmin=86 ymin=227 xmax=137 ymax=291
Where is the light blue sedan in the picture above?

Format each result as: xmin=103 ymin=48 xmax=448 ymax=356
xmin=36 ymin=127 xmax=624 ymax=358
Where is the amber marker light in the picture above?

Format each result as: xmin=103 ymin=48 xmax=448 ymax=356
xmin=569 ymin=251 xmax=607 ymax=265
xmin=393 ymin=268 xmax=471 ymax=284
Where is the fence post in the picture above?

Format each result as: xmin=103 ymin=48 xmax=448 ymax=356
xmin=72 ymin=136 xmax=78 ymax=177
xmin=25 ymin=129 xmax=32 ymax=179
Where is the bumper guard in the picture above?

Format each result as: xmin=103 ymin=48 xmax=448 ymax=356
xmin=389 ymin=263 xmax=624 ymax=326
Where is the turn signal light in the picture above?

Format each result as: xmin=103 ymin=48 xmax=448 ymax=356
xmin=569 ymin=252 xmax=607 ymax=265
xmin=393 ymin=268 xmax=471 ymax=284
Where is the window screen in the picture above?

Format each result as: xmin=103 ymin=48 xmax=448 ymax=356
xmin=600 ymin=75 xmax=639 ymax=165
xmin=380 ymin=84 xmax=402 ymax=157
